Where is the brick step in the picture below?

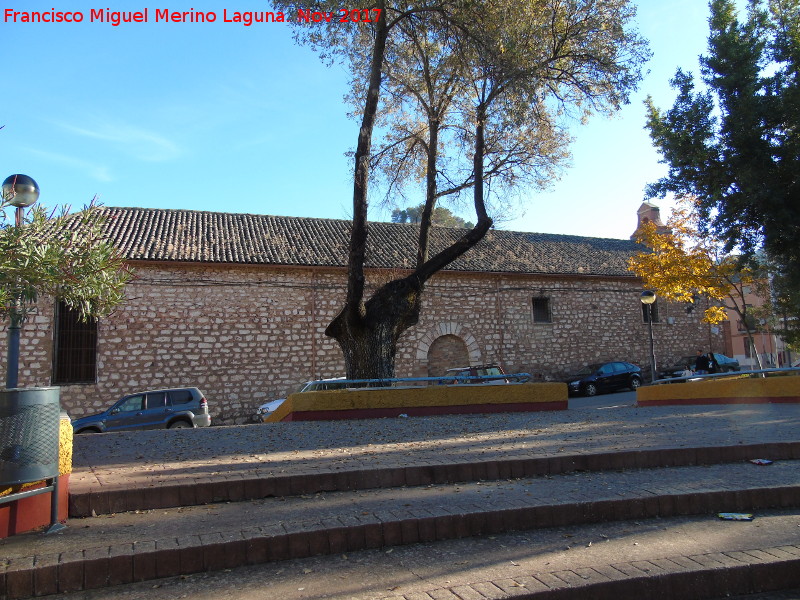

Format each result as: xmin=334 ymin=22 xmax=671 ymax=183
xmin=12 ymin=511 xmax=800 ymax=600
xmin=68 ymin=441 xmax=800 ymax=517
xmin=3 ymin=460 xmax=800 ymax=598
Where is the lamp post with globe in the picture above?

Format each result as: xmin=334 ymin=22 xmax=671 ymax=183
xmin=640 ymin=290 xmax=657 ymax=383
xmin=2 ymin=174 xmax=41 ymax=389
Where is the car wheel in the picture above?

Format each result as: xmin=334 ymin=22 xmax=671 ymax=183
xmin=630 ymin=377 xmax=642 ymax=391
xmin=77 ymin=428 xmax=100 ymax=434
xmin=584 ymin=383 xmax=598 ymax=397
xmin=169 ymin=421 xmax=192 ymax=429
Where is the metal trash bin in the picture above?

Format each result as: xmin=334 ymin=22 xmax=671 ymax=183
xmin=0 ymin=387 xmax=61 ymax=486
xmin=0 ymin=387 xmax=65 ymax=534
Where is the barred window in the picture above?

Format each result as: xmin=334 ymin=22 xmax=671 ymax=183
xmin=532 ymin=297 xmax=551 ymax=323
xmin=52 ymin=300 xmax=98 ymax=384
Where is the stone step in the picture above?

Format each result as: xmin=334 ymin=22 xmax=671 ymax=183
xmin=3 ymin=459 xmax=799 ymax=598
xmin=40 ymin=517 xmax=800 ymax=600
xmin=68 ymin=441 xmax=800 ymax=517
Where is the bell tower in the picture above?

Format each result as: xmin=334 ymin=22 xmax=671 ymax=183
xmin=632 ymin=201 xmax=669 ymax=239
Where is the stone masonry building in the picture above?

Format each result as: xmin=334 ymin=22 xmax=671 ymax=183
xmin=0 ymin=207 xmax=723 ymax=424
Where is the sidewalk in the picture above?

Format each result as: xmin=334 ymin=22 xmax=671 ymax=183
xmin=1 ymin=402 xmax=799 ymax=599
xmin=27 ymin=511 xmax=800 ymax=600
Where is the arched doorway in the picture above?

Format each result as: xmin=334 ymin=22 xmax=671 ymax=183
xmin=427 ymin=334 xmax=470 ymax=377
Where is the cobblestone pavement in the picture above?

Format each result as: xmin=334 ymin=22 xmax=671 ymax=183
xmin=71 ymin=403 xmax=800 ymax=491
xmin=3 ymin=402 xmax=798 ymax=599
xmin=6 ymin=459 xmax=799 ymax=559
xmin=22 ymin=510 xmax=800 ymax=600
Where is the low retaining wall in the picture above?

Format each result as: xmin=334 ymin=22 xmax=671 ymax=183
xmin=637 ymin=375 xmax=800 ymax=406
xmin=266 ymin=382 xmax=567 ymax=422
xmin=0 ymin=414 xmax=72 ymax=538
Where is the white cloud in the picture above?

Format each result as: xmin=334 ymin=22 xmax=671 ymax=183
xmin=56 ymin=120 xmax=181 ymax=162
xmin=25 ymin=148 xmax=114 ymax=183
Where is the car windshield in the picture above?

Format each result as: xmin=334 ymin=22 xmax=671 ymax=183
xmin=477 ymin=367 xmax=503 ymax=377
xmin=671 ymin=356 xmax=696 ymax=368
xmin=572 ymin=364 xmax=603 ymax=377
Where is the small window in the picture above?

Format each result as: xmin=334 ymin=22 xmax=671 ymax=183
xmin=168 ymin=389 xmax=193 ymax=405
xmin=146 ymin=392 xmax=167 ymax=409
xmin=52 ymin=300 xmax=98 ymax=384
xmin=641 ymin=301 xmax=660 ymax=323
xmin=117 ymin=395 xmax=144 ymax=413
xmin=532 ymin=297 xmax=551 ymax=323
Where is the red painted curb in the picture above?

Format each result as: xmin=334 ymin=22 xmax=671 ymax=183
xmin=281 ymin=401 xmax=568 ymax=421
xmin=639 ymin=396 xmax=800 ymax=406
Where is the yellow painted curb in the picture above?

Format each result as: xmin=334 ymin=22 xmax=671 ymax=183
xmin=637 ymin=375 xmax=800 ymax=405
xmin=267 ymin=382 xmax=567 ymax=422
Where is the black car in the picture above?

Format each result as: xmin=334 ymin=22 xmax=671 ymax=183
xmin=658 ymin=353 xmax=741 ymax=379
xmin=564 ymin=361 xmax=642 ymax=397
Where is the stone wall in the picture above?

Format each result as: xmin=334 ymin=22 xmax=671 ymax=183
xmin=0 ymin=262 xmax=723 ymax=424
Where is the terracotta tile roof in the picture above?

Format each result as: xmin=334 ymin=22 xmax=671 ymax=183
xmin=92 ymin=206 xmax=639 ymax=277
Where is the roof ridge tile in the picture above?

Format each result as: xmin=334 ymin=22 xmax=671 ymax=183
xmin=93 ymin=206 xmax=639 ymax=277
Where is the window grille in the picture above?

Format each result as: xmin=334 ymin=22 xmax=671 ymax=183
xmin=52 ymin=301 xmax=97 ymax=384
xmin=532 ymin=297 xmax=551 ymax=323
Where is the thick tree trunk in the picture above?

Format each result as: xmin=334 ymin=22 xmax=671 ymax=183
xmin=417 ymin=117 xmax=439 ymax=268
xmin=327 ymin=275 xmax=423 ymax=379
xmin=326 ymin=17 xmax=494 ymax=381
xmin=346 ymin=0 xmax=388 ymax=324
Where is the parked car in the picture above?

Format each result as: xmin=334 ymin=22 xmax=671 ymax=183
xmin=255 ymin=378 xmax=347 ymax=422
xmin=564 ymin=361 xmax=642 ymax=397
xmin=72 ymin=387 xmax=211 ymax=433
xmin=445 ymin=364 xmax=508 ymax=384
xmin=710 ymin=353 xmax=741 ymax=372
xmin=658 ymin=353 xmax=741 ymax=379
xmin=658 ymin=356 xmax=700 ymax=380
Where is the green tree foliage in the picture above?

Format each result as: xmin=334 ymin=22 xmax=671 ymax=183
xmin=645 ymin=0 xmax=800 ymax=291
xmin=391 ymin=205 xmax=474 ymax=228
xmin=756 ymin=259 xmax=800 ymax=353
xmin=0 ymin=198 xmax=132 ymax=322
xmin=277 ymin=0 xmax=649 ymax=378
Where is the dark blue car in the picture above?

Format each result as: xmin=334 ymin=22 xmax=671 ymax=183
xmin=72 ymin=387 xmax=211 ymax=433
xmin=564 ymin=361 xmax=642 ymax=397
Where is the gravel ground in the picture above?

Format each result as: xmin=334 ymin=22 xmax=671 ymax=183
xmin=73 ymin=403 xmax=800 ymax=469
xmin=68 ymin=403 xmax=800 ymax=495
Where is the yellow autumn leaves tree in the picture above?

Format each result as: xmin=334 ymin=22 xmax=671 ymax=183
xmin=629 ymin=197 xmax=767 ymax=368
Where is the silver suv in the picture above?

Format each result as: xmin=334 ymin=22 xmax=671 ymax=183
xmin=71 ymin=387 xmax=211 ymax=433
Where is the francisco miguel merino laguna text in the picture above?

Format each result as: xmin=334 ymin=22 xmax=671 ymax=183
xmin=3 ymin=7 xmax=384 ymax=26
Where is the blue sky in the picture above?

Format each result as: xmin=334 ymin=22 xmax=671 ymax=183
xmin=2 ymin=0 xmax=720 ymax=240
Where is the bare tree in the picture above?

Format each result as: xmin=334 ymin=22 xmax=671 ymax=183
xmin=277 ymin=0 xmax=649 ymax=378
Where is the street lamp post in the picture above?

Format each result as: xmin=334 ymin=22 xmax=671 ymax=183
xmin=640 ymin=290 xmax=657 ymax=383
xmin=2 ymin=174 xmax=40 ymax=389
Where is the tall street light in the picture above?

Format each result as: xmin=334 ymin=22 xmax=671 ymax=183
xmin=640 ymin=290 xmax=657 ymax=383
xmin=2 ymin=174 xmax=40 ymax=389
